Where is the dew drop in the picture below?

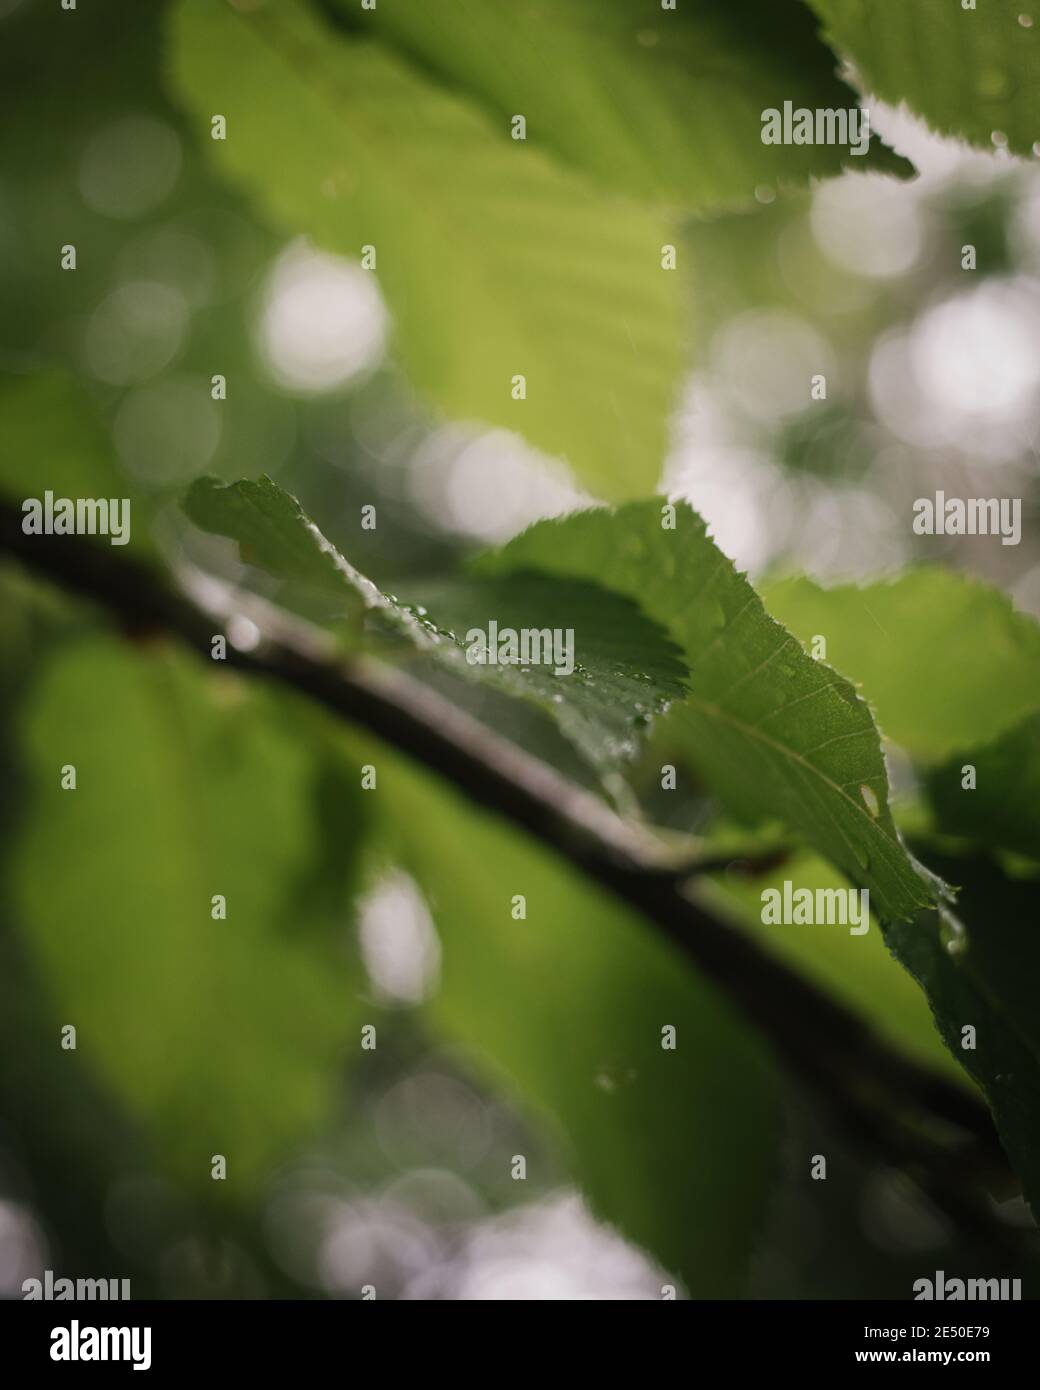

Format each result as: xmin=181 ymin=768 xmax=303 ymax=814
xmin=1018 ymin=13 xmax=1033 ymax=27
xmin=939 ymin=911 xmax=968 ymax=959
xmin=859 ymin=783 xmax=880 ymax=818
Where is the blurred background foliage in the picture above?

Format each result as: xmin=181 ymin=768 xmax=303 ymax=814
xmin=2 ymin=0 xmax=1040 ymax=1298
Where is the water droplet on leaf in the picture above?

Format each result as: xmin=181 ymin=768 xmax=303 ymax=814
xmin=939 ymin=910 xmax=968 ymax=959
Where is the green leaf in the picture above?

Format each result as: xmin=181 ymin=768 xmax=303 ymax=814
xmin=184 ymin=474 xmax=373 ymax=617
xmin=763 ymin=570 xmax=1040 ymax=763
xmin=185 ymin=476 xmax=689 ymax=782
xmin=369 ymin=744 xmax=781 ymax=1296
xmin=331 ymin=0 xmax=911 ymax=208
xmin=804 ymin=0 xmax=1040 ymax=157
xmin=10 ymin=634 xmax=367 ymax=1190
xmin=482 ymin=502 xmax=940 ymax=922
xmin=479 ymin=507 xmax=1040 ymax=1189
xmin=556 ymin=524 xmax=1040 ymax=1208
xmin=707 ymin=851 xmax=966 ymax=1082
xmin=926 ymin=711 xmax=1040 ymax=862
xmin=412 ymin=572 xmax=688 ymax=779
xmin=890 ymin=848 xmax=1040 ymax=1217
xmin=167 ymin=0 xmax=683 ymax=501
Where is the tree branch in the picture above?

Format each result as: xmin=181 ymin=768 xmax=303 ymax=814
xmin=0 ymin=505 xmax=1018 ymax=1240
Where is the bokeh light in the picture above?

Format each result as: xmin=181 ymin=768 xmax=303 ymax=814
xmin=259 ymin=239 xmax=388 ymax=393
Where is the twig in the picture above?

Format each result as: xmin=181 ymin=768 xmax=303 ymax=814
xmin=0 ymin=506 xmax=1017 ymax=1236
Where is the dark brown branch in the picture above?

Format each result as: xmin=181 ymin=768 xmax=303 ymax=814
xmin=0 ymin=506 xmax=1016 ymax=1236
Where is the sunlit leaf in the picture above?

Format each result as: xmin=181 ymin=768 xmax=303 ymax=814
xmin=11 ymin=635 xmax=367 ymax=1190
xmin=764 ymin=570 xmax=1040 ymax=763
xmin=332 ymin=0 xmax=911 ymax=207
xmin=805 ymin=0 xmax=1040 ymax=157
xmin=168 ymin=0 xmax=683 ymax=500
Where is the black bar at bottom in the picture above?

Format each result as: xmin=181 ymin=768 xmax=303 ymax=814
xmin=0 ymin=1297 xmax=1031 ymax=1375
